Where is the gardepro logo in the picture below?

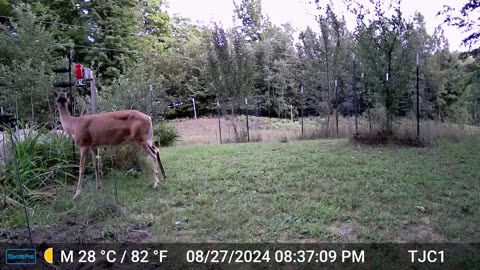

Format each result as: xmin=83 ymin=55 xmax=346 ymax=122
xmin=5 ymin=248 xmax=37 ymax=265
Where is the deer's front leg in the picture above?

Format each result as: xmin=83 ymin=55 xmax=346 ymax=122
xmin=156 ymin=148 xmax=167 ymax=179
xmin=74 ymin=146 xmax=90 ymax=199
xmin=90 ymin=147 xmax=102 ymax=189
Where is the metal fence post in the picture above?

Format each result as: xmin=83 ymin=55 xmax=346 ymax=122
xmin=300 ymin=85 xmax=304 ymax=137
xmin=245 ymin=97 xmax=249 ymax=142
xmin=217 ymin=99 xmax=222 ymax=144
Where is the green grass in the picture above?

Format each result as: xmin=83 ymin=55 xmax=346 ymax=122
xmin=2 ymin=139 xmax=479 ymax=243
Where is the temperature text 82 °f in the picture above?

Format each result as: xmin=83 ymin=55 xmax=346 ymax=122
xmin=60 ymin=249 xmax=168 ymax=263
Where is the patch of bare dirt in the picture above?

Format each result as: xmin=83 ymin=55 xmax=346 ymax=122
xmin=328 ymin=222 xmax=363 ymax=242
xmin=396 ymin=218 xmax=446 ymax=242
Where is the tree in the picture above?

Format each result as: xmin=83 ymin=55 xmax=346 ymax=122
xmin=0 ymin=4 xmax=58 ymax=125
xmin=11 ymin=0 xmax=172 ymax=86
xmin=0 ymin=0 xmax=13 ymax=22
xmin=297 ymin=4 xmax=352 ymax=133
xmin=297 ymin=27 xmax=325 ymax=117
xmin=207 ymin=24 xmax=255 ymax=100
xmin=463 ymin=58 xmax=480 ymax=124
xmin=137 ymin=0 xmax=172 ymax=53
xmin=80 ymin=0 xmax=142 ymax=83
xmin=100 ymin=52 xmax=166 ymax=118
xmin=438 ymin=0 xmax=480 ymax=56
xmin=317 ymin=5 xmax=352 ymax=130
xmin=424 ymin=50 xmax=464 ymax=121
xmin=255 ymin=23 xmax=298 ymax=117
xmin=354 ymin=0 xmax=416 ymax=134
xmin=206 ymin=23 xmax=255 ymax=140
xmin=406 ymin=16 xmax=470 ymax=123
xmin=158 ymin=21 xmax=212 ymax=118
xmin=233 ymin=0 xmax=265 ymax=42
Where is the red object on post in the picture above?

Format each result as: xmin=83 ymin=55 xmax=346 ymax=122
xmin=75 ymin=64 xmax=83 ymax=79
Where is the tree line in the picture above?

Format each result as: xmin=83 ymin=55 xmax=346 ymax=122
xmin=0 ymin=0 xmax=479 ymax=136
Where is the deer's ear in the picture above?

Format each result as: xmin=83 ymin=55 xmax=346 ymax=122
xmin=66 ymin=92 xmax=72 ymax=98
xmin=52 ymin=92 xmax=58 ymax=98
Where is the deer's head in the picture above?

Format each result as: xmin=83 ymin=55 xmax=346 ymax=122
xmin=53 ymin=92 xmax=70 ymax=104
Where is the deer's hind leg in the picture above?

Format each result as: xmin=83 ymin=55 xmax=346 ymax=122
xmin=141 ymin=142 xmax=159 ymax=189
xmin=153 ymin=145 xmax=167 ymax=179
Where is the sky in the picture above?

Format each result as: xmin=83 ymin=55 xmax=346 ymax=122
xmin=165 ymin=0 xmax=468 ymax=52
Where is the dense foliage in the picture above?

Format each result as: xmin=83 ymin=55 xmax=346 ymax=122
xmin=0 ymin=0 xmax=479 ymax=131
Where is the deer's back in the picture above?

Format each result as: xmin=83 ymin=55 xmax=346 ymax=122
xmin=74 ymin=110 xmax=153 ymax=147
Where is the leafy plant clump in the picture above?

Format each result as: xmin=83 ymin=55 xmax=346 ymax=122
xmin=153 ymin=122 xmax=180 ymax=147
xmin=1 ymin=127 xmax=77 ymax=206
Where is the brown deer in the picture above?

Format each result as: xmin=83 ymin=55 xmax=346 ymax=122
xmin=53 ymin=92 xmax=167 ymax=198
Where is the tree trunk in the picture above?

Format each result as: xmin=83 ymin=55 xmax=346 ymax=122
xmin=47 ymin=94 xmax=55 ymax=129
xmin=367 ymin=106 xmax=372 ymax=135
xmin=30 ymin=95 xmax=34 ymax=125
xmin=229 ymin=99 xmax=239 ymax=140
xmin=474 ymin=102 xmax=478 ymax=124
xmin=326 ymin=114 xmax=330 ymax=137
xmin=385 ymin=52 xmax=393 ymax=135
xmin=15 ymin=94 xmax=19 ymax=126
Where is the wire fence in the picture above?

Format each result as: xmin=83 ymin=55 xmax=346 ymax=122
xmin=169 ymin=94 xmax=375 ymax=145
xmin=169 ymin=91 xmax=480 ymax=145
xmin=2 ymin=84 xmax=479 ymax=148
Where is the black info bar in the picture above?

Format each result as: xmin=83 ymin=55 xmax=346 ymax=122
xmin=0 ymin=243 xmax=478 ymax=269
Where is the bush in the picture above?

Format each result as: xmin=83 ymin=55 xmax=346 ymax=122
xmin=1 ymin=126 xmax=77 ymax=206
xmin=352 ymin=131 xmax=427 ymax=147
xmin=153 ymin=122 xmax=180 ymax=147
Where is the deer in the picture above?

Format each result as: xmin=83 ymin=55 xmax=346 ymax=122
xmin=53 ymin=91 xmax=167 ymax=198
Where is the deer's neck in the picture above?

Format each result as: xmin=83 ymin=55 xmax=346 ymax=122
xmin=57 ymin=103 xmax=77 ymax=136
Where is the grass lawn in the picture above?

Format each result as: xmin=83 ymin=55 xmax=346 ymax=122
xmin=2 ymin=139 xmax=479 ymax=243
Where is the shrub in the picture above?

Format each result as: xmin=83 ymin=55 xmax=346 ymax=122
xmin=351 ymin=119 xmax=480 ymax=147
xmin=352 ymin=131 xmax=427 ymax=147
xmin=153 ymin=122 xmax=180 ymax=147
xmin=280 ymin=136 xmax=289 ymax=143
xmin=1 ymin=126 xmax=77 ymax=206
xmin=235 ymin=129 xmax=249 ymax=143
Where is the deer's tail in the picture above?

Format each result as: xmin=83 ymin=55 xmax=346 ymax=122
xmin=148 ymin=118 xmax=167 ymax=179
xmin=147 ymin=116 xmax=155 ymax=146
xmin=147 ymin=117 xmax=163 ymax=163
